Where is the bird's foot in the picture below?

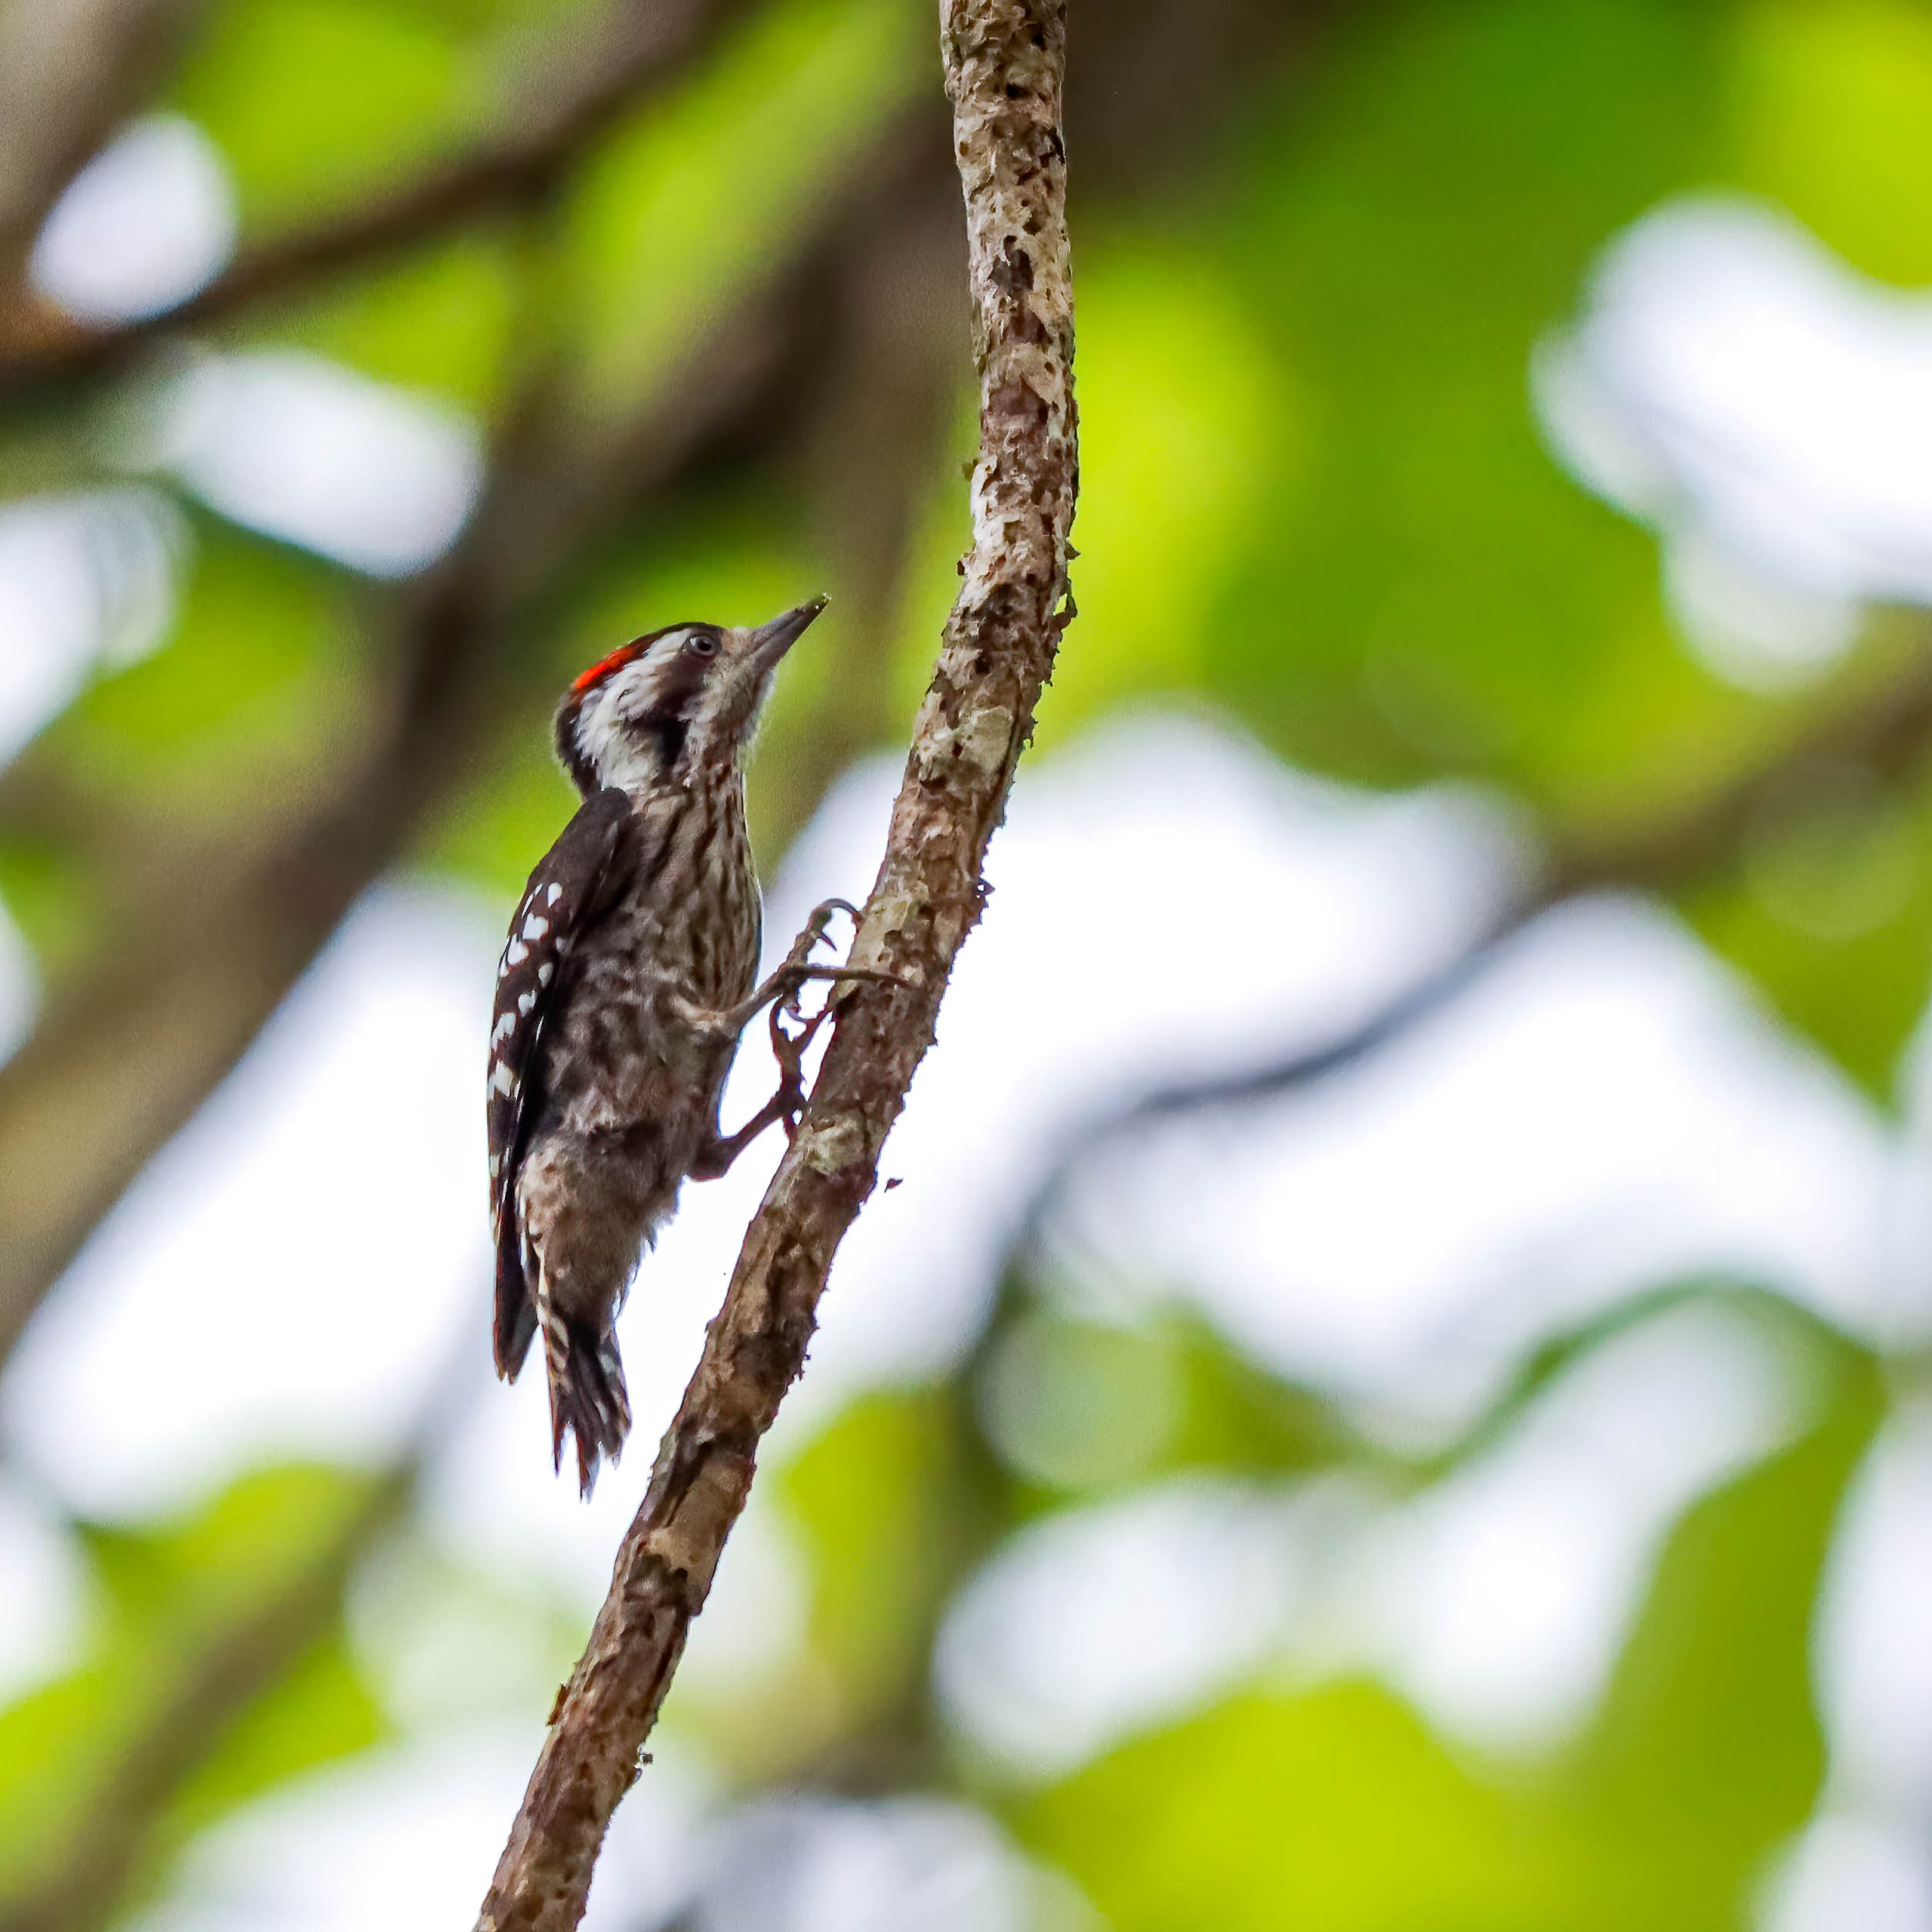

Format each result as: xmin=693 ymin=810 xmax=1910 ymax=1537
xmin=689 ymin=966 xmax=843 ymax=1180
xmin=679 ymin=899 xmax=910 ymax=1043
xmin=688 ymin=905 xmax=917 ymax=1179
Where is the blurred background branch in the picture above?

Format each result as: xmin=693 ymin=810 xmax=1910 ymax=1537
xmin=1022 ymin=629 xmax=1932 ymax=1216
xmin=0 ymin=0 xmax=755 ymax=393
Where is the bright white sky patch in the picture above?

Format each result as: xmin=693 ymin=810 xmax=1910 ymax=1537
xmin=2 ymin=884 xmax=496 ymax=1516
xmin=1759 ymin=1810 xmax=1932 ymax=1932
xmin=1816 ymin=1402 xmax=1932 ymax=1814
xmin=0 ymin=895 xmax=35 ymax=1069
xmin=127 ymin=1746 xmax=1076 ymax=1932
xmin=122 ymin=1727 xmax=713 ymax=1932
xmin=135 ymin=350 xmax=482 ymax=577
xmin=1050 ymin=892 xmax=1922 ymax=1438
xmin=1537 ymin=195 xmax=1932 ymax=686
xmin=936 ymin=1477 xmax=1304 ymax=1778
xmin=686 ymin=1794 xmax=1089 ymax=1932
xmin=1362 ymin=1300 xmax=1800 ymax=1753
xmin=0 ymin=488 xmax=181 ymax=764
xmin=0 ymin=1470 xmax=88 ymax=1704
xmin=30 ymin=114 xmax=236 ymax=324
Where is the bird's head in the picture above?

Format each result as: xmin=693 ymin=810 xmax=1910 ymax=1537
xmin=553 ymin=596 xmax=826 ymax=796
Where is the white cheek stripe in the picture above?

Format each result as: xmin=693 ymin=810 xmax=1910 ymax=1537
xmin=574 ymin=652 xmax=696 ymax=790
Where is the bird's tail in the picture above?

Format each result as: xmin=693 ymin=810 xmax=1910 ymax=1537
xmin=536 ymin=1276 xmax=631 ymax=1497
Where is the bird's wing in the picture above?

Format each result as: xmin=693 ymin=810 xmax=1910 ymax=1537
xmin=488 ymin=785 xmax=632 ymax=1376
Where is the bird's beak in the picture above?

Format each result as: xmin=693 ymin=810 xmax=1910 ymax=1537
xmin=743 ymin=596 xmax=827 ymax=670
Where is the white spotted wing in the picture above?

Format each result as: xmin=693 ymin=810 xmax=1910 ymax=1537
xmin=488 ymin=785 xmax=632 ymax=1376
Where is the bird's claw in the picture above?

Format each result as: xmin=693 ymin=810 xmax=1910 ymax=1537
xmin=760 ymin=899 xmax=896 ymax=1021
xmin=803 ymin=896 xmax=859 ymax=952
xmin=787 ymin=897 xmax=861 ymax=973
xmin=691 ymin=911 xmax=913 ymax=1166
xmin=768 ymin=985 xmax=834 ymax=1138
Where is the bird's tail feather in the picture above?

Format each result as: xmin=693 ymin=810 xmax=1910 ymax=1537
xmin=537 ymin=1277 xmax=631 ymax=1497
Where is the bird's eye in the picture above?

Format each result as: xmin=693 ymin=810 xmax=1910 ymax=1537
xmin=684 ymin=632 xmax=719 ymax=657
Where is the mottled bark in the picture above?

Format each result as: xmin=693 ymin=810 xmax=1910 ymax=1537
xmin=473 ymin=5 xmax=1077 ymax=1927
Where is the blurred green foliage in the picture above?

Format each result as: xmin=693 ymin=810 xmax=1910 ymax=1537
xmin=566 ymin=0 xmax=924 ymax=412
xmin=171 ymin=0 xmax=479 ymax=226
xmin=6 ymin=0 xmax=1932 ymax=1925
xmin=0 ymin=1466 xmax=387 ymax=1904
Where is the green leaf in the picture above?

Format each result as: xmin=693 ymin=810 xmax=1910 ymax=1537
xmin=0 ymin=835 xmax=108 ymax=983
xmin=372 ymin=0 xmax=601 ymax=38
xmin=1020 ymin=1684 xmax=1584 ymax=1932
xmin=1197 ymin=0 xmax=1745 ymax=814
xmin=52 ymin=517 xmax=359 ymax=826
xmin=420 ymin=729 xmax=579 ymax=910
xmin=1680 ymin=754 xmax=1932 ymax=1102
xmin=0 ymin=1670 xmax=118 ymax=1896
xmin=1029 ymin=249 xmax=1292 ymax=746
xmin=82 ymin=1462 xmax=369 ymax=1633
xmin=167 ymin=1630 xmax=385 ymax=1840
xmin=243 ymin=235 xmax=523 ymax=415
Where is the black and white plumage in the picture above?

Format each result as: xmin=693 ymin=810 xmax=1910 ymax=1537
xmin=487 ymin=599 xmax=826 ymax=1493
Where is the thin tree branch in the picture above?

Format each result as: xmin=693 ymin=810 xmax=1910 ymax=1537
xmin=475 ymin=5 xmax=1078 ymax=1926
xmin=0 ymin=0 xmax=752 ymax=395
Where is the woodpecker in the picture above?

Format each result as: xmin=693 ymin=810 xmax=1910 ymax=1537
xmin=487 ymin=597 xmax=847 ymax=1493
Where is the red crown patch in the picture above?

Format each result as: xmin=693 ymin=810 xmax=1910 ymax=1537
xmin=569 ymin=640 xmax=649 ymax=693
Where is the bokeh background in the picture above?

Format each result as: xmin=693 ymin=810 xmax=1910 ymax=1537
xmin=4 ymin=0 xmax=1932 ymax=1926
